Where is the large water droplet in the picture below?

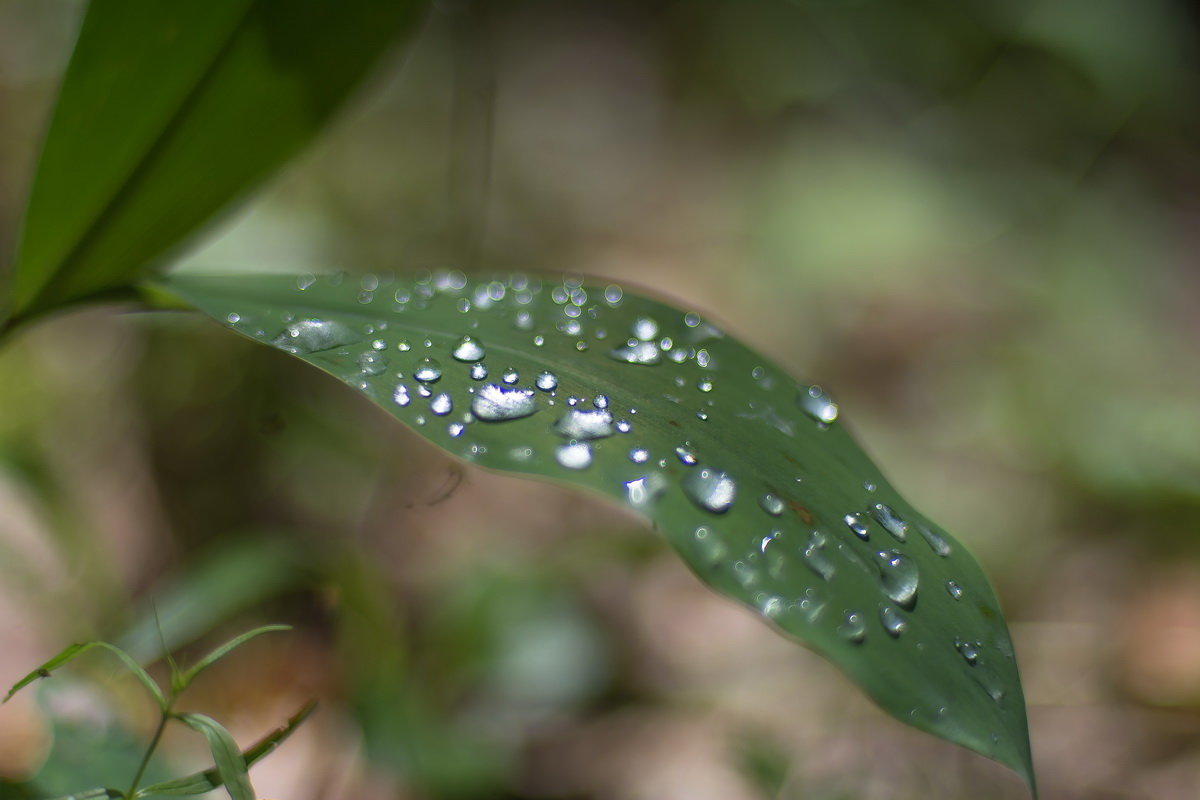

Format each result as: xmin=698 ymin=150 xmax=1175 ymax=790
xmin=554 ymin=409 xmax=614 ymax=440
xmin=556 ymin=441 xmax=593 ymax=470
xmin=536 ymin=371 xmax=558 ymax=392
xmin=838 ymin=612 xmax=867 ymax=644
xmin=272 ymin=319 xmax=362 ymax=354
xmin=681 ymin=468 xmax=737 ymax=513
xmin=798 ymin=385 xmax=839 ymax=423
xmin=633 ymin=316 xmax=659 ymax=341
xmin=844 ymin=512 xmax=871 ymax=540
xmin=803 ymin=531 xmax=836 ymax=581
xmin=625 ymin=473 xmax=668 ymax=507
xmin=430 ymin=393 xmax=453 ymax=416
xmin=876 ymin=550 xmax=919 ymax=609
xmin=917 ymin=523 xmax=952 ymax=557
xmin=358 ymin=351 xmax=388 ymax=376
xmin=869 ymin=503 xmax=908 ymax=542
xmin=610 ymin=341 xmax=661 ymax=365
xmin=471 ymin=383 xmax=538 ymax=421
xmin=393 ymin=384 xmax=411 ymax=407
xmin=452 ymin=335 xmax=485 ymax=362
xmin=879 ymin=605 xmax=907 ymax=637
xmin=413 ymin=358 xmax=443 ymax=383
xmin=759 ymin=494 xmax=785 ymax=517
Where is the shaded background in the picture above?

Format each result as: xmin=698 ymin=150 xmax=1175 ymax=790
xmin=1 ymin=0 xmax=1199 ymax=797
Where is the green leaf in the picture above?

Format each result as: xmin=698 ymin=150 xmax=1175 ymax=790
xmin=5 ymin=641 xmax=165 ymax=710
xmin=154 ymin=271 xmax=1036 ymax=794
xmin=45 ymin=789 xmax=124 ymax=800
xmin=177 ymin=624 xmax=291 ymax=692
xmin=136 ymin=701 xmax=315 ymax=798
xmin=174 ymin=714 xmax=254 ymax=800
xmin=6 ymin=0 xmax=426 ymax=325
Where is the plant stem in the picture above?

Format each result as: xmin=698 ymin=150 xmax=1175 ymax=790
xmin=126 ymin=709 xmax=170 ymax=798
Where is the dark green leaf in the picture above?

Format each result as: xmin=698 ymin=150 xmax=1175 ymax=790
xmin=177 ymin=624 xmax=291 ymax=692
xmin=7 ymin=0 xmax=425 ymax=325
xmin=155 ymin=271 xmax=1036 ymax=794
xmin=136 ymin=701 xmax=315 ymax=798
xmin=174 ymin=714 xmax=254 ymax=800
xmin=5 ymin=641 xmax=165 ymax=709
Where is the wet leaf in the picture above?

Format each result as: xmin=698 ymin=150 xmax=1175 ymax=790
xmin=175 ymin=713 xmax=254 ymax=800
xmin=155 ymin=271 xmax=1036 ymax=793
xmin=6 ymin=0 xmax=425 ymax=325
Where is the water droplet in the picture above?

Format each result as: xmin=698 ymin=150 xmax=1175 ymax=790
xmin=604 ymin=285 xmax=623 ymax=305
xmin=758 ymin=494 xmax=785 ymax=517
xmin=616 ymin=419 xmax=632 ymax=433
xmin=956 ymin=638 xmax=980 ymax=665
xmin=675 ymin=445 xmax=698 ymax=466
xmin=946 ymin=580 xmax=964 ymax=600
xmin=879 ymin=605 xmax=907 ymax=637
xmin=393 ymin=385 xmax=411 ymax=407
xmin=554 ymin=409 xmax=614 ymax=440
xmin=397 ymin=339 xmax=412 ymax=352
xmin=917 ymin=523 xmax=952 ymax=557
xmin=798 ymin=385 xmax=839 ymax=423
xmin=692 ymin=526 xmax=726 ymax=563
xmin=629 ymin=447 xmax=650 ymax=463
xmin=417 ymin=384 xmax=432 ymax=398
xmin=272 ymin=319 xmax=363 ymax=354
xmin=803 ymin=531 xmax=836 ymax=581
xmin=682 ymin=468 xmax=737 ymax=513
xmin=863 ymin=481 xmax=877 ymax=493
xmin=358 ymin=351 xmax=388 ymax=376
xmin=844 ymin=512 xmax=871 ymax=540
xmin=226 ymin=312 xmax=241 ymax=324
xmin=469 ymin=363 xmax=488 ymax=380
xmin=696 ymin=349 xmax=712 ymax=368
xmin=697 ymin=378 xmax=714 ymax=393
xmin=683 ymin=311 xmax=701 ymax=328
xmin=297 ymin=273 xmax=316 ymax=290
xmin=502 ymin=368 xmax=519 ymax=384
xmin=536 ymin=371 xmax=558 ymax=391
xmin=593 ymin=394 xmax=609 ymax=410
xmin=869 ymin=503 xmax=908 ymax=542
xmin=471 ymin=384 xmax=538 ymax=421
xmin=371 ymin=338 xmax=387 ymax=351
xmin=625 ymin=473 xmax=668 ymax=507
xmin=514 ymin=310 xmax=535 ymax=330
xmin=413 ymin=358 xmax=443 ymax=383
xmin=533 ymin=335 xmax=545 ymax=347
xmin=556 ymin=441 xmax=593 ymax=470
xmin=610 ymin=341 xmax=661 ymax=365
xmin=876 ymin=550 xmax=919 ymax=609
xmin=430 ymin=393 xmax=453 ymax=416
xmin=838 ymin=612 xmax=867 ymax=644
xmin=447 ymin=422 xmax=465 ymax=438
xmin=633 ymin=316 xmax=659 ymax=341
xmin=452 ymin=335 xmax=485 ymax=361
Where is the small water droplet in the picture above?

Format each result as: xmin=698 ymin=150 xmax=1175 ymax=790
xmin=554 ymin=409 xmax=614 ymax=440
xmin=946 ymin=580 xmax=964 ymax=600
xmin=625 ymin=473 xmax=668 ymax=507
xmin=358 ymin=351 xmax=388 ymax=376
xmin=844 ymin=512 xmax=871 ymax=540
xmin=697 ymin=378 xmax=714 ymax=393
xmin=610 ymin=341 xmax=661 ymax=365
xmin=447 ymin=422 xmax=465 ymax=438
xmin=514 ymin=310 xmax=535 ymax=330
xmin=838 ymin=612 xmax=867 ymax=644
xmin=533 ymin=335 xmax=545 ymax=347
xmin=759 ymin=494 xmax=785 ymax=517
xmin=397 ymin=339 xmax=412 ymax=352
xmin=536 ymin=371 xmax=558 ymax=391
xmin=696 ymin=349 xmax=712 ymax=368
xmin=413 ymin=358 xmax=443 ymax=383
xmin=629 ymin=447 xmax=650 ymax=463
xmin=371 ymin=338 xmax=387 ymax=351
xmin=616 ymin=419 xmax=632 ymax=433
xmin=869 ymin=503 xmax=908 ymax=542
xmin=675 ymin=445 xmax=698 ymax=466
xmin=272 ymin=319 xmax=363 ymax=354
xmin=556 ymin=441 xmax=593 ymax=470
xmin=297 ymin=273 xmax=316 ymax=290
xmin=879 ymin=605 xmax=907 ymax=637
xmin=226 ymin=312 xmax=241 ymax=324
xmin=430 ymin=393 xmax=453 ymax=416
xmin=863 ymin=481 xmax=877 ymax=493
xmin=633 ymin=316 xmax=659 ymax=341
xmin=417 ymin=384 xmax=432 ymax=398
xmin=682 ymin=468 xmax=737 ymax=513
xmin=502 ymin=368 xmax=520 ymax=384
xmin=803 ymin=531 xmax=836 ymax=581
xmin=692 ymin=525 xmax=726 ymax=563
xmin=471 ymin=383 xmax=538 ymax=421
xmin=393 ymin=385 xmax=411 ymax=407
xmin=956 ymin=638 xmax=980 ymax=665
xmin=798 ymin=385 xmax=839 ymax=423
xmin=469 ymin=363 xmax=488 ymax=380
xmin=593 ymin=394 xmax=609 ymax=410
xmin=683 ymin=311 xmax=701 ymax=328
xmin=917 ymin=523 xmax=952 ymax=557
xmin=876 ymin=550 xmax=919 ymax=609
xmin=452 ymin=335 xmax=485 ymax=361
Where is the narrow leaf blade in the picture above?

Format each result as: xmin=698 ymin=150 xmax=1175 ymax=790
xmin=155 ymin=271 xmax=1035 ymax=793
xmin=179 ymin=624 xmax=291 ymax=690
xmin=9 ymin=0 xmax=425 ymax=323
xmin=5 ymin=641 xmax=165 ymax=709
xmin=175 ymin=714 xmax=254 ymax=800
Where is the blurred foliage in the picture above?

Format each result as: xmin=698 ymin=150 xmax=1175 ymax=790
xmin=1 ymin=0 xmax=1199 ymax=797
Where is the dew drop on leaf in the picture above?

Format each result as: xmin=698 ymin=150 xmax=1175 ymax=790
xmin=681 ymin=467 xmax=737 ymax=513
xmin=797 ymin=385 xmax=839 ymax=423
xmin=471 ymin=384 xmax=538 ymax=421
xmin=272 ymin=319 xmax=363 ymax=354
xmin=759 ymin=494 xmax=785 ymax=517
xmin=469 ymin=363 xmax=488 ymax=380
xmin=554 ymin=409 xmax=614 ymax=440
xmin=358 ymin=351 xmax=388 ymax=376
xmin=870 ymin=503 xmax=908 ymax=542
xmin=629 ymin=447 xmax=650 ymax=463
xmin=838 ymin=611 xmax=867 ymax=644
xmin=609 ymin=341 xmax=661 ymax=365
xmin=675 ymin=445 xmax=698 ymax=466
xmin=946 ymin=580 xmax=964 ymax=600
xmin=844 ymin=512 xmax=871 ymax=540
xmin=956 ymin=638 xmax=980 ymax=665
xmin=536 ymin=371 xmax=558 ymax=391
xmin=625 ymin=473 xmax=667 ymax=507
xmin=393 ymin=385 xmax=411 ymax=407
xmin=633 ymin=316 xmax=659 ymax=341
xmin=430 ymin=393 xmax=453 ymax=416
xmin=413 ymin=358 xmax=443 ymax=383
xmin=502 ymin=368 xmax=520 ymax=385
xmin=880 ymin=605 xmax=908 ymax=637
xmin=876 ymin=550 xmax=919 ymax=609
xmin=803 ymin=531 xmax=836 ymax=581
xmin=917 ymin=523 xmax=953 ymax=557
xmin=556 ymin=441 xmax=593 ymax=470
xmin=452 ymin=335 xmax=485 ymax=362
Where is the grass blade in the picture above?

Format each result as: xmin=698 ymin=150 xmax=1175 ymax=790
xmin=177 ymin=625 xmax=291 ymax=692
xmin=5 ymin=641 xmax=165 ymax=709
xmin=174 ymin=714 xmax=254 ymax=800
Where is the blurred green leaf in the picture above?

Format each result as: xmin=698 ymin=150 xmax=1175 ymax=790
xmin=45 ymin=790 xmax=123 ymax=800
xmin=135 ymin=701 xmax=315 ymax=798
xmin=155 ymin=271 xmax=1036 ymax=793
xmin=174 ymin=714 xmax=254 ymax=800
xmin=5 ymin=641 xmax=165 ymax=710
xmin=6 ymin=0 xmax=426 ymax=326
xmin=177 ymin=624 xmax=291 ymax=692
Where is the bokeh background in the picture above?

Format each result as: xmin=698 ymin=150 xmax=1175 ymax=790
xmin=2 ymin=1 xmax=1199 ymax=797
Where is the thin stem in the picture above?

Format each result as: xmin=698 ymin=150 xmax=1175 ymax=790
xmin=125 ymin=707 xmax=170 ymax=798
